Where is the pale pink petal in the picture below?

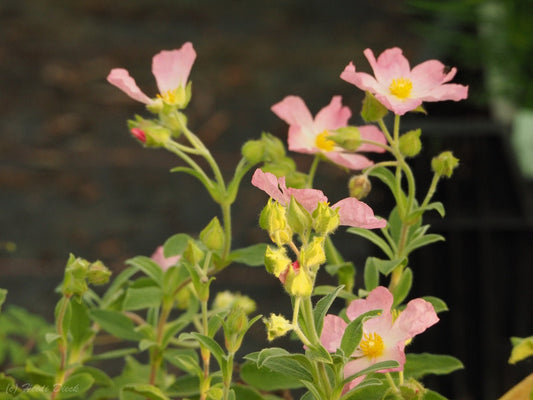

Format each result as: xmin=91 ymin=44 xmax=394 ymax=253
xmin=357 ymin=125 xmax=387 ymax=153
xmin=409 ymin=60 xmax=454 ymax=95
xmin=151 ymin=246 xmax=181 ymax=271
xmin=332 ymin=198 xmax=387 ymax=229
xmin=107 ymin=68 xmax=152 ymax=104
xmin=324 ymin=152 xmax=375 ymax=170
xmin=393 ymin=298 xmax=439 ymax=341
xmin=320 ymin=315 xmax=347 ymax=352
xmin=152 ymin=42 xmax=196 ymax=94
xmin=314 ymin=96 xmax=352 ymax=131
xmin=368 ymin=47 xmax=411 ymax=84
xmin=347 ymin=286 xmax=393 ymax=320
xmin=287 ymin=124 xmax=317 ymax=153
xmin=373 ymin=93 xmax=423 ymax=116
xmin=286 ymin=187 xmax=329 ymax=213
xmin=340 ymin=63 xmax=383 ymax=94
xmin=421 ymin=83 xmax=469 ymax=102
xmin=271 ymin=96 xmax=315 ymax=131
xmin=251 ymin=169 xmax=289 ymax=204
xmin=343 ymin=358 xmax=372 ymax=392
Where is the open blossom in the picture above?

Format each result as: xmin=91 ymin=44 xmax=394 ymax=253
xmin=151 ymin=246 xmax=181 ymax=271
xmin=320 ymin=286 xmax=439 ymax=391
xmin=341 ymin=47 xmax=468 ymax=115
xmin=271 ymin=96 xmax=386 ymax=170
xmin=251 ymin=169 xmax=386 ymax=229
xmin=107 ymin=42 xmax=196 ymax=106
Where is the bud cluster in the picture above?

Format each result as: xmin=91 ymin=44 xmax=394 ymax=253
xmin=61 ymin=254 xmax=112 ymax=297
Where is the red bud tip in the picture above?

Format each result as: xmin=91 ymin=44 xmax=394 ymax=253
xmin=130 ymin=128 xmax=146 ymax=142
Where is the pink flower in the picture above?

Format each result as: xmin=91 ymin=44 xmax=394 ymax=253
xmin=151 ymin=246 xmax=181 ymax=271
xmin=251 ymin=169 xmax=386 ymax=229
xmin=107 ymin=42 xmax=196 ymax=106
xmin=271 ymin=96 xmax=386 ymax=170
xmin=320 ymin=286 xmax=439 ymax=391
xmin=340 ymin=47 xmax=468 ymax=116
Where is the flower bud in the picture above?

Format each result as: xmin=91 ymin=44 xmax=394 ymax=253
xmin=128 ymin=117 xmax=171 ymax=148
xmin=361 ymin=91 xmax=388 ymax=122
xmin=285 ymin=171 xmax=308 ymax=189
xmin=264 ymin=246 xmax=292 ymax=278
xmin=348 ymin=174 xmax=372 ymax=199
xmin=312 ymin=202 xmax=340 ymax=236
xmin=287 ymin=197 xmax=312 ymax=237
xmin=87 ymin=260 xmax=112 ymax=285
xmin=233 ymin=294 xmax=257 ymax=315
xmin=261 ymin=132 xmax=286 ymax=162
xmin=431 ymin=151 xmax=459 ymax=178
xmin=183 ymin=240 xmax=205 ymax=265
xmin=299 ymin=236 xmax=326 ymax=269
xmin=261 ymin=157 xmax=297 ymax=179
xmin=285 ymin=266 xmax=313 ymax=297
xmin=130 ymin=128 xmax=146 ymax=143
xmin=399 ymin=129 xmax=422 ymax=157
xmin=264 ymin=313 xmax=292 ymax=341
xmin=212 ymin=291 xmax=256 ymax=315
xmin=199 ymin=217 xmax=224 ymax=252
xmin=241 ymin=139 xmax=265 ymax=164
xmin=329 ymin=127 xmax=361 ymax=151
xmin=61 ymin=254 xmax=91 ymax=297
xmin=259 ymin=199 xmax=292 ymax=246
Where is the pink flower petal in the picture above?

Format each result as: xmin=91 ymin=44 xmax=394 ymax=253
xmin=107 ymin=68 xmax=152 ymax=104
xmin=332 ymin=198 xmax=386 ymax=229
xmin=287 ymin=125 xmax=316 ymax=153
xmin=271 ymin=96 xmax=315 ymax=131
xmin=358 ymin=125 xmax=387 ymax=153
xmin=250 ymin=169 xmax=289 ymax=204
xmin=346 ymin=286 xmax=393 ymax=320
xmin=422 ymin=83 xmax=469 ymax=102
xmin=367 ymin=47 xmax=410 ymax=85
xmin=152 ymin=42 xmax=196 ymax=94
xmin=393 ymin=298 xmax=439 ymax=341
xmin=340 ymin=63 xmax=383 ymax=94
xmin=324 ymin=152 xmax=375 ymax=170
xmin=286 ymin=187 xmax=328 ymax=213
xmin=314 ymin=96 xmax=352 ymax=131
xmin=151 ymin=246 xmax=181 ymax=271
xmin=320 ymin=315 xmax=347 ymax=353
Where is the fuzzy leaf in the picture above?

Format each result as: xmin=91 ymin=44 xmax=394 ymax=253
xmin=229 ymin=243 xmax=268 ymax=266
xmin=90 ymin=309 xmax=143 ymax=341
xmin=347 ymin=228 xmax=393 ymax=259
xmin=392 ymin=267 xmax=413 ymax=307
xmin=122 ymin=286 xmax=163 ymax=311
xmin=239 ymin=361 xmax=304 ymax=391
xmin=126 ymin=256 xmax=164 ymax=287
xmin=122 ymin=384 xmax=171 ymax=400
xmin=404 ymin=353 xmax=464 ymax=378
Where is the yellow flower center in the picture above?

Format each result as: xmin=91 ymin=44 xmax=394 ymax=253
xmin=315 ymin=130 xmax=335 ymax=152
xmin=157 ymin=90 xmax=178 ymax=104
xmin=360 ymin=332 xmax=385 ymax=359
xmin=389 ymin=78 xmax=413 ymax=99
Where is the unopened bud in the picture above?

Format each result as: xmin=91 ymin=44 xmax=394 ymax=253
xmin=262 ymin=132 xmax=286 ymax=162
xmin=264 ymin=246 xmax=292 ymax=277
xmin=361 ymin=91 xmax=388 ymax=122
xmin=432 ymin=151 xmax=459 ymax=178
xmin=199 ymin=217 xmax=224 ymax=252
xmin=241 ymin=140 xmax=265 ymax=164
xmin=261 ymin=157 xmax=297 ymax=178
xmin=264 ymin=313 xmax=292 ymax=341
xmin=329 ymin=127 xmax=361 ymax=151
xmin=285 ymin=266 xmax=313 ymax=297
xmin=183 ymin=240 xmax=204 ymax=265
xmin=175 ymin=284 xmax=192 ymax=310
xmin=287 ymin=196 xmax=312 ymax=236
xmin=300 ymin=236 xmax=326 ymax=269
xmin=399 ymin=129 xmax=422 ymax=157
xmin=62 ymin=254 xmax=91 ymax=297
xmin=128 ymin=117 xmax=171 ymax=148
xmin=87 ymin=260 xmax=112 ymax=285
xmin=130 ymin=128 xmax=146 ymax=143
xmin=260 ymin=199 xmax=292 ymax=246
xmin=312 ymin=202 xmax=340 ymax=236
xmin=348 ymin=174 xmax=372 ymax=199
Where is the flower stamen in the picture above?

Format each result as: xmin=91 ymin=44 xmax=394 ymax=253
xmin=389 ymin=78 xmax=413 ymax=99
xmin=359 ymin=332 xmax=384 ymax=359
xmin=315 ymin=130 xmax=336 ymax=152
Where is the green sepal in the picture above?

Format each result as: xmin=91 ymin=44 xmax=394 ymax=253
xmin=509 ymin=336 xmax=533 ymax=364
xmin=287 ymin=196 xmax=312 ymax=237
xmin=361 ymin=91 xmax=388 ymax=122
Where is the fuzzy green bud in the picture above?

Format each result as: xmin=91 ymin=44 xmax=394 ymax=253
xmin=300 ymin=236 xmax=326 ymax=269
xmin=361 ymin=91 xmax=388 ymax=122
xmin=285 ymin=171 xmax=308 ymax=189
xmin=212 ymin=291 xmax=256 ymax=315
xmin=87 ymin=260 xmax=112 ymax=285
xmin=264 ymin=313 xmax=292 ymax=341
xmin=261 ymin=157 xmax=297 ymax=178
xmin=431 ymin=151 xmax=459 ymax=178
xmin=261 ymin=132 xmax=286 ymax=162
xmin=287 ymin=197 xmax=312 ymax=236
xmin=175 ymin=284 xmax=192 ymax=310
xmin=312 ymin=202 xmax=340 ymax=236
xmin=158 ymin=110 xmax=186 ymax=138
xmin=329 ymin=127 xmax=361 ymax=151
xmin=241 ymin=139 xmax=265 ymax=164
xmin=285 ymin=267 xmax=313 ymax=297
xmin=399 ymin=129 xmax=422 ymax=157
xmin=62 ymin=254 xmax=90 ymax=297
xmin=348 ymin=174 xmax=372 ymax=199
xmin=224 ymin=307 xmax=249 ymax=352
xmin=264 ymin=246 xmax=292 ymax=277
xmin=183 ymin=240 xmax=205 ymax=265
xmin=199 ymin=217 xmax=224 ymax=252
xmin=128 ymin=117 xmax=171 ymax=148
xmin=260 ymin=199 xmax=292 ymax=246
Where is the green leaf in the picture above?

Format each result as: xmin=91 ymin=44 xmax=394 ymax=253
xmin=392 ymin=267 xmax=412 ymax=307
xmin=404 ymin=353 xmax=464 ymax=379
xmin=247 ymin=348 xmax=314 ymax=382
xmin=228 ymin=243 xmax=268 ymax=266
xmin=341 ymin=378 xmax=385 ymax=400
xmin=166 ymin=374 xmax=200 ymax=397
xmin=313 ymin=286 xmax=356 ymax=301
xmin=325 ymin=263 xmax=355 ymax=294
xmin=422 ymin=296 xmax=449 ymax=314
xmin=187 ymin=333 xmax=226 ymax=370
xmin=166 ymin=351 xmax=202 ymax=376
xmin=367 ymin=167 xmax=407 ymax=210
xmin=306 ymin=344 xmax=333 ymax=364
xmin=126 ymin=256 xmax=164 ymax=287
xmin=364 ymin=259 xmax=379 ymax=291
xmin=240 ymin=361 xmax=304 ymax=391
xmin=88 ymin=348 xmax=138 ymax=361
xmin=347 ymin=228 xmax=393 ymax=259
xmin=404 ymin=234 xmax=445 ymax=255
xmin=0 ymin=289 xmax=7 ymax=312
xmin=122 ymin=384 xmax=171 ymax=400
xmin=90 ymin=309 xmax=143 ymax=341
xmin=72 ymin=366 xmax=113 ymax=387
xmin=99 ymin=267 xmax=137 ymax=309
xmin=365 ymin=257 xmax=404 ymax=277
xmin=342 ymin=360 xmax=399 ymax=385
xmin=122 ymin=286 xmax=163 ymax=311
xmin=509 ymin=335 xmax=533 ymax=364
xmin=163 ymin=233 xmax=192 ymax=258
xmin=300 ymin=380 xmax=322 ymax=400
xmin=56 ymin=372 xmax=94 ymax=399
xmin=314 ymin=285 xmax=345 ymax=335
xmin=69 ymin=300 xmax=91 ymax=347
xmin=340 ymin=310 xmax=381 ymax=357
xmin=161 ymin=319 xmax=189 ymax=348
xmin=419 ymin=202 xmax=446 ymax=218
xmin=422 ymin=389 xmax=448 ymax=400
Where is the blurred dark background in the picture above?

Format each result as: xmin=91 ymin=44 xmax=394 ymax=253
xmin=1 ymin=1 xmax=533 ymax=399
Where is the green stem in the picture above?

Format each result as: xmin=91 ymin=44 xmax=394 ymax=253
xmin=51 ymin=294 xmax=72 ymax=400
xmin=307 ymin=155 xmax=321 ymax=188
xmin=149 ymin=299 xmax=173 ymax=385
xmin=223 ymin=352 xmax=235 ymax=400
xmin=385 ymin=372 xmax=400 ymax=394
xmin=359 ymin=138 xmax=394 ymax=153
xmin=220 ymin=201 xmax=232 ymax=264
xmin=165 ymin=141 xmax=214 ymax=189
xmin=420 ymin=173 xmax=441 ymax=210
xmin=292 ymin=297 xmax=312 ymax=348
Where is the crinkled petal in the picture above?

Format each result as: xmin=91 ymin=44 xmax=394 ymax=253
xmin=324 ymin=152 xmax=375 ymax=170
xmin=271 ymin=96 xmax=315 ymax=132
xmin=368 ymin=47 xmax=411 ymax=84
xmin=287 ymin=124 xmax=317 ymax=153
xmin=152 ymin=42 xmax=196 ymax=94
xmin=421 ymin=83 xmax=469 ymax=102
xmin=286 ymin=187 xmax=329 ymax=214
xmin=409 ymin=60 xmax=454 ymax=95
xmin=392 ymin=298 xmax=439 ymax=342
xmin=320 ymin=315 xmax=347 ymax=353
xmin=358 ymin=125 xmax=387 ymax=153
xmin=332 ymin=198 xmax=387 ymax=229
xmin=340 ymin=63 xmax=383 ymax=94
xmin=374 ymin=93 xmax=423 ymax=116
xmin=107 ymin=68 xmax=152 ymax=104
xmin=251 ymin=169 xmax=289 ymax=205
xmin=314 ymin=96 xmax=352 ymax=131
xmin=347 ymin=286 xmax=393 ymax=320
